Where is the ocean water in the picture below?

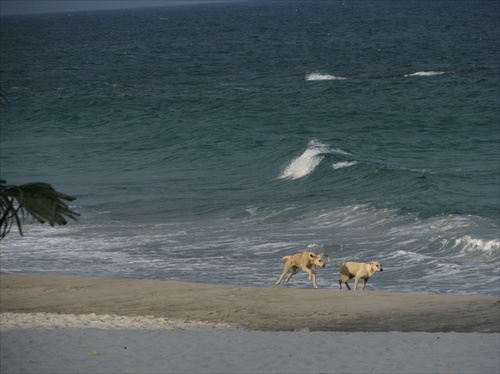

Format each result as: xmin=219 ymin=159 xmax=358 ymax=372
xmin=1 ymin=0 xmax=498 ymax=296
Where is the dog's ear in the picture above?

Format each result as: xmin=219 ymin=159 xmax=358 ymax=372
xmin=309 ymin=253 xmax=317 ymax=259
xmin=318 ymin=252 xmax=324 ymax=257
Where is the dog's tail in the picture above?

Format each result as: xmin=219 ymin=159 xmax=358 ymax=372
xmin=281 ymin=255 xmax=290 ymax=261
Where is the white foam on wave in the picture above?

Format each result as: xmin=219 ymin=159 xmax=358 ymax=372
xmin=279 ymin=140 xmax=351 ymax=180
xmin=404 ymin=71 xmax=445 ymax=77
xmin=305 ymin=72 xmax=347 ymax=81
xmin=385 ymin=249 xmax=433 ymax=262
xmin=332 ymin=161 xmax=358 ymax=170
xmin=279 ymin=149 xmax=325 ymax=180
xmin=454 ymin=235 xmax=500 ymax=257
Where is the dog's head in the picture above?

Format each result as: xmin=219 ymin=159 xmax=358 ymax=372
xmin=370 ymin=261 xmax=383 ymax=272
xmin=310 ymin=252 xmax=326 ymax=268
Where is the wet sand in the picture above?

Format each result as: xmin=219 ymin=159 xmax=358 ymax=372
xmin=1 ymin=274 xmax=498 ymax=332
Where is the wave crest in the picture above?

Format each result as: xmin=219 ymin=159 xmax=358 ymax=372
xmin=454 ymin=235 xmax=499 ymax=257
xmin=279 ymin=140 xmax=351 ymax=180
xmin=279 ymin=141 xmax=328 ymax=180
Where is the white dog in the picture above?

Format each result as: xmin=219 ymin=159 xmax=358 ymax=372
xmin=334 ymin=261 xmax=383 ymax=291
xmin=276 ymin=251 xmax=328 ymax=289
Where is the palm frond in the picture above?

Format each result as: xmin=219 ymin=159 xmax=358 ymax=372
xmin=0 ymin=180 xmax=80 ymax=239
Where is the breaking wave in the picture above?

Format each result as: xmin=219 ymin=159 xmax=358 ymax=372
xmin=279 ymin=140 xmax=351 ymax=180
xmin=454 ymin=236 xmax=499 ymax=257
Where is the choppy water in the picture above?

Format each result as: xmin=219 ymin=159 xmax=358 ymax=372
xmin=1 ymin=0 xmax=499 ymax=295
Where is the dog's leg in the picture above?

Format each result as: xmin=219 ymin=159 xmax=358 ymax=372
xmin=275 ymin=273 xmax=286 ymax=285
xmin=361 ymin=278 xmax=368 ymax=291
xmin=340 ymin=274 xmax=352 ymax=290
xmin=309 ymin=265 xmax=318 ymax=281
xmin=309 ymin=266 xmax=318 ymax=289
xmin=353 ymin=277 xmax=360 ymax=291
xmin=285 ymin=266 xmax=299 ymax=283
xmin=299 ymin=266 xmax=318 ymax=289
xmin=301 ymin=266 xmax=314 ymax=283
xmin=276 ymin=262 xmax=293 ymax=285
xmin=312 ymin=272 xmax=318 ymax=289
xmin=308 ymin=265 xmax=315 ymax=281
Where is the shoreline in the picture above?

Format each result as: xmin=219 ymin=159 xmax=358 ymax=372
xmin=1 ymin=274 xmax=498 ymax=332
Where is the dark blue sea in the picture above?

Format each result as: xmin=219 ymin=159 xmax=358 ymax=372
xmin=1 ymin=0 xmax=499 ymax=295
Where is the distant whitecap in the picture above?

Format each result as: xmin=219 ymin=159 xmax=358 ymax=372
xmin=404 ymin=71 xmax=445 ymax=77
xmin=305 ymin=72 xmax=347 ymax=81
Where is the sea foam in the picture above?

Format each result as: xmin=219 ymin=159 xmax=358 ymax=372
xmin=333 ymin=161 xmax=358 ymax=170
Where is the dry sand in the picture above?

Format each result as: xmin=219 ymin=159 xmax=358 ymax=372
xmin=1 ymin=274 xmax=499 ymax=373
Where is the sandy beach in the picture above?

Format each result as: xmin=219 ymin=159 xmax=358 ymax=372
xmin=1 ymin=274 xmax=499 ymax=373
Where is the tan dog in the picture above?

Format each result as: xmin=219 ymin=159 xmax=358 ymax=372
xmin=276 ymin=251 xmax=328 ymax=289
xmin=334 ymin=261 xmax=383 ymax=291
